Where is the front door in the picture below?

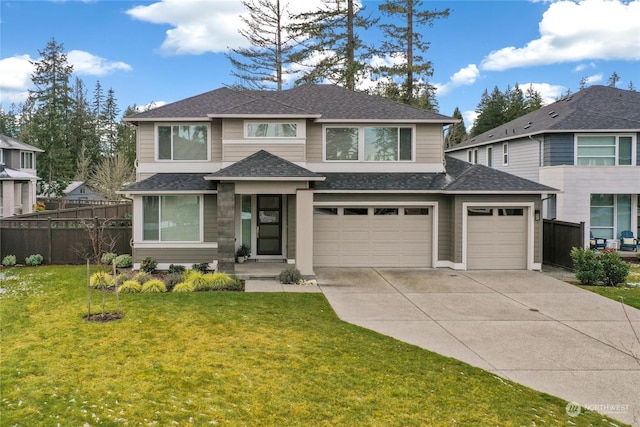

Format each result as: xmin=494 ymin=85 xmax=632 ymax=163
xmin=257 ymin=195 xmax=282 ymax=255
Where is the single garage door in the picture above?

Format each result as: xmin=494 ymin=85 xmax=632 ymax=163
xmin=313 ymin=206 xmax=432 ymax=267
xmin=467 ymin=207 xmax=528 ymax=269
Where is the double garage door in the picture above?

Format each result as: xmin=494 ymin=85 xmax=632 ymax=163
xmin=313 ymin=206 xmax=433 ymax=267
xmin=466 ymin=207 xmax=528 ymax=270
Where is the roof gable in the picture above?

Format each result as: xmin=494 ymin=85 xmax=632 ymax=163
xmin=206 ymin=150 xmax=324 ymax=181
xmin=0 ymin=134 xmax=44 ymax=152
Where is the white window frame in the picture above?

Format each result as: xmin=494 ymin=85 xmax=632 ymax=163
xmin=244 ymin=121 xmax=299 ymax=139
xmin=574 ymin=134 xmax=636 ymax=166
xmin=155 ymin=123 xmax=211 ymax=162
xmin=467 ymin=150 xmax=472 ymax=163
xmin=502 ymin=143 xmax=509 ymax=166
xmin=0 ymin=148 xmax=4 ymax=165
xmin=20 ymin=151 xmax=34 ymax=169
xmin=142 ymin=194 xmax=204 ymax=243
xmin=486 ymin=146 xmax=493 ymax=167
xmin=473 ymin=149 xmax=478 ymax=164
xmin=323 ymin=125 xmax=416 ymax=162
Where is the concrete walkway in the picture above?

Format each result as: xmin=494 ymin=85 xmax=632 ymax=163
xmin=315 ymin=268 xmax=640 ymax=426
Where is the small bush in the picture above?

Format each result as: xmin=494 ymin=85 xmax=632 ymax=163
xmin=101 ymin=252 xmax=118 ymax=265
xmin=278 ymin=267 xmax=302 ymax=284
xmin=133 ymin=271 xmax=152 ymax=284
xmin=191 ymin=272 xmax=212 ymax=291
xmin=141 ymin=279 xmax=167 ymax=293
xmin=164 ymin=273 xmax=183 ymax=291
xmin=599 ymin=250 xmax=630 ymax=286
xmin=114 ymin=273 xmax=129 ymax=287
xmin=90 ymin=271 xmax=114 ymax=289
xmin=114 ymin=254 xmax=133 ymax=268
xmin=191 ymin=262 xmax=210 ymax=273
xmin=118 ymin=280 xmax=142 ymax=293
xmin=25 ymin=254 xmax=43 ymax=266
xmin=140 ymin=257 xmax=157 ymax=273
xmin=2 ymin=255 xmax=17 ymax=267
xmin=168 ymin=264 xmax=186 ymax=274
xmin=208 ymin=273 xmax=235 ymax=290
xmin=173 ymin=282 xmax=195 ymax=293
xmin=227 ymin=275 xmax=244 ymax=292
xmin=571 ymin=247 xmax=605 ymax=286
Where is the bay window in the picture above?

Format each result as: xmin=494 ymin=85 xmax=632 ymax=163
xmin=576 ymin=135 xmax=634 ymax=166
xmin=325 ymin=126 xmax=414 ymax=161
xmin=158 ymin=124 xmax=208 ymax=161
xmin=143 ymin=195 xmax=201 ymax=241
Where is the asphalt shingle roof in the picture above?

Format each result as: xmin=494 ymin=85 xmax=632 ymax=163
xmin=206 ymin=150 xmax=324 ymax=180
xmin=128 ymin=85 xmax=456 ymax=123
xmin=0 ymin=134 xmax=44 ymax=152
xmin=448 ymin=85 xmax=640 ymax=150
xmin=121 ymin=173 xmax=215 ymax=192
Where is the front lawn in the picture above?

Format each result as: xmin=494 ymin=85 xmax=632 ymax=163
xmin=0 ymin=266 xmax=620 ymax=426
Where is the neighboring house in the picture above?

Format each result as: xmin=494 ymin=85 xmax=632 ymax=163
xmin=121 ymin=84 xmax=555 ymax=275
xmin=0 ymin=134 xmax=43 ymax=218
xmin=62 ymin=181 xmax=105 ymax=201
xmin=446 ymin=85 xmax=640 ymax=249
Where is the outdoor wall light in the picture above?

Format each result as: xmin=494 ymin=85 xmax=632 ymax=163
xmin=534 ymin=209 xmax=541 ymax=221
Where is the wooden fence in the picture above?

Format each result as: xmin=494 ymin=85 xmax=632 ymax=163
xmin=1 ymin=204 xmax=132 ymax=264
xmin=543 ymin=219 xmax=585 ymax=269
xmin=37 ymin=198 xmax=130 ymax=211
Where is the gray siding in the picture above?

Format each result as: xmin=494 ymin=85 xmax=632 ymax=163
xmin=306 ymin=121 xmax=323 ymax=162
xmin=637 ymin=132 xmax=640 ymax=166
xmin=415 ymin=123 xmax=444 ymax=164
xmin=437 ymin=196 xmax=453 ymax=262
xmin=204 ymin=195 xmax=217 ymax=242
xmin=544 ymin=133 xmax=574 ymax=166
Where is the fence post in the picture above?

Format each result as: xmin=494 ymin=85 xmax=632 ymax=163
xmin=579 ymin=221 xmax=585 ymax=248
xmin=47 ymin=217 xmax=53 ymax=263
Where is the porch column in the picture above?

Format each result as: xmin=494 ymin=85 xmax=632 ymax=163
xmin=217 ymin=182 xmax=235 ymax=274
xmin=295 ymin=189 xmax=315 ymax=277
xmin=2 ymin=181 xmax=15 ymax=217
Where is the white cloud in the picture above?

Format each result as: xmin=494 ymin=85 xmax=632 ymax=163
xmin=573 ymin=62 xmax=596 ymax=72
xmin=0 ymin=55 xmax=34 ymax=105
xmin=481 ymin=0 xmax=640 ymax=71
xmin=135 ymin=101 xmax=168 ymax=112
xmin=435 ymin=64 xmax=480 ymax=96
xmin=521 ymin=82 xmax=566 ymax=105
xmin=462 ymin=110 xmax=478 ymax=130
xmin=584 ymin=73 xmax=603 ymax=84
xmin=67 ymin=50 xmax=132 ymax=76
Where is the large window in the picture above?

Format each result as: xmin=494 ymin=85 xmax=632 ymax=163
xmin=590 ymin=194 xmax=632 ymax=240
xmin=20 ymin=152 xmax=34 ymax=169
xmin=576 ymin=135 xmax=634 ymax=166
xmin=158 ymin=124 xmax=208 ymax=160
xmin=325 ymin=126 xmax=413 ymax=161
xmin=246 ymin=123 xmax=297 ymax=138
xmin=143 ymin=195 xmax=201 ymax=241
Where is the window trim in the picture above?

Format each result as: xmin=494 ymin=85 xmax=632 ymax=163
xmin=323 ymin=124 xmax=416 ymax=163
xmin=574 ymin=134 xmax=636 ymax=166
xmin=20 ymin=151 xmax=34 ymax=169
xmin=486 ymin=146 xmax=493 ymax=167
xmin=155 ymin=123 xmax=211 ymax=162
xmin=244 ymin=121 xmax=299 ymax=139
xmin=0 ymin=148 xmax=4 ymax=165
xmin=142 ymin=194 xmax=204 ymax=243
xmin=502 ymin=143 xmax=509 ymax=166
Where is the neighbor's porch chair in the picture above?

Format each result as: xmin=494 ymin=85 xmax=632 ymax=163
xmin=589 ymin=232 xmax=607 ymax=250
xmin=619 ymin=230 xmax=638 ymax=251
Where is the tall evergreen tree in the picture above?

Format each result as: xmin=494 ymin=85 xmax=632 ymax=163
xmin=28 ymin=38 xmax=75 ymax=184
xmin=371 ymin=0 xmax=449 ymax=108
xmin=629 ymin=81 xmax=636 ymax=92
xmin=0 ymin=105 xmax=19 ymax=137
xmin=525 ymin=84 xmax=543 ymax=112
xmin=471 ymin=86 xmax=505 ymax=136
xmin=289 ymin=0 xmax=377 ymax=90
xmin=504 ymin=84 xmax=527 ymax=122
xmin=444 ymin=107 xmax=467 ymax=148
xmin=607 ymin=71 xmax=620 ymax=88
xmin=68 ymin=77 xmax=95 ymax=181
xmin=117 ymin=105 xmax=138 ymax=168
xmin=103 ymin=88 xmax=120 ymax=157
xmin=227 ymin=0 xmax=297 ymax=90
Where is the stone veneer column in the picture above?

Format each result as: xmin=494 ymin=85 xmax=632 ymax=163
xmin=217 ymin=182 xmax=235 ymax=274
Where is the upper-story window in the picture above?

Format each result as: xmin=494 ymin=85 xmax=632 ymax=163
xmin=325 ymin=126 xmax=414 ymax=162
xmin=157 ymin=124 xmax=209 ymax=161
xmin=246 ymin=122 xmax=298 ymax=138
xmin=20 ymin=151 xmax=34 ymax=169
xmin=576 ymin=135 xmax=634 ymax=166
xmin=486 ymin=146 xmax=493 ymax=167
xmin=502 ymin=143 xmax=509 ymax=166
xmin=0 ymin=148 xmax=4 ymax=165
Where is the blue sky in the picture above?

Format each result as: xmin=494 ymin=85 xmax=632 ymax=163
xmin=1 ymin=0 xmax=639 ymax=129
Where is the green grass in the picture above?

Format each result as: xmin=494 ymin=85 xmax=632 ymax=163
xmin=0 ymin=266 xmax=623 ymax=426
xmin=579 ymin=263 xmax=640 ymax=310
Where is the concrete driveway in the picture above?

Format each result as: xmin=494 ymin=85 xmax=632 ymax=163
xmin=316 ymin=268 xmax=640 ymax=426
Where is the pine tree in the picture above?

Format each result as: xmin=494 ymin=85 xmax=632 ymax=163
xmin=227 ymin=0 xmax=297 ymax=90
xmin=471 ymin=86 xmax=506 ymax=136
xmin=371 ymin=0 xmax=449 ymax=108
xmin=103 ymin=88 xmax=120 ymax=157
xmin=28 ymin=38 xmax=75 ymax=184
xmin=0 ymin=105 xmax=20 ymax=137
xmin=117 ymin=105 xmax=138 ymax=168
xmin=629 ymin=81 xmax=636 ymax=92
xmin=288 ymin=0 xmax=377 ymax=90
xmin=525 ymin=84 xmax=543 ymax=112
xmin=504 ymin=84 xmax=527 ymax=122
xmin=607 ymin=71 xmax=620 ymax=88
xmin=68 ymin=78 xmax=95 ymax=181
xmin=444 ymin=107 xmax=467 ymax=148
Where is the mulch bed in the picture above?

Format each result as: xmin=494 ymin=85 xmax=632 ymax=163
xmin=83 ymin=313 xmax=124 ymax=322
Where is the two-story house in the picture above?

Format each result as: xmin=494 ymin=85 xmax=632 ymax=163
xmin=446 ymin=85 xmax=640 ymax=249
xmin=0 ymin=134 xmax=43 ymax=218
xmin=121 ymin=85 xmax=555 ymax=275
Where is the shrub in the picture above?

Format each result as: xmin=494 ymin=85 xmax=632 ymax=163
xmin=25 ymin=254 xmax=43 ymax=266
xmin=133 ymin=271 xmax=152 ymax=284
xmin=191 ymin=262 xmax=210 ymax=273
xmin=168 ymin=264 xmax=186 ymax=274
xmin=227 ymin=275 xmax=244 ymax=292
xmin=101 ymin=252 xmax=118 ymax=265
xmin=141 ymin=279 xmax=167 ymax=293
xmin=164 ymin=273 xmax=183 ymax=291
xmin=571 ymin=247 xmax=605 ymax=286
xmin=114 ymin=273 xmax=129 ymax=287
xmin=173 ymin=282 xmax=195 ymax=293
xmin=90 ymin=271 xmax=114 ymax=289
xmin=2 ymin=255 xmax=17 ymax=267
xmin=114 ymin=254 xmax=133 ymax=268
xmin=192 ymin=272 xmax=214 ymax=291
xmin=278 ymin=267 xmax=302 ymax=284
xmin=599 ymin=250 xmax=630 ymax=286
xmin=208 ymin=273 xmax=235 ymax=290
xmin=118 ymin=280 xmax=142 ymax=293
xmin=140 ymin=257 xmax=157 ymax=273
